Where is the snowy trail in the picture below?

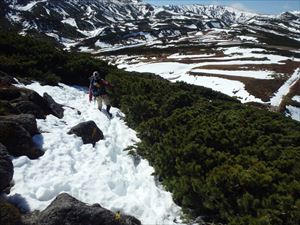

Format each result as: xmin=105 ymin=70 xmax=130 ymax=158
xmin=9 ymin=82 xmax=182 ymax=225
xmin=270 ymin=68 xmax=300 ymax=107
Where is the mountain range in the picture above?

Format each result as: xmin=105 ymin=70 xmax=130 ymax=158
xmin=2 ymin=0 xmax=299 ymax=52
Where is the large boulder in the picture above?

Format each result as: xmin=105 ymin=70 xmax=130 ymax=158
xmin=14 ymin=101 xmax=46 ymax=119
xmin=0 ymin=100 xmax=20 ymax=116
xmin=0 ymin=143 xmax=13 ymax=193
xmin=68 ymin=121 xmax=104 ymax=145
xmin=21 ymin=193 xmax=141 ymax=225
xmin=0 ymin=121 xmax=43 ymax=159
xmin=28 ymin=91 xmax=52 ymax=115
xmin=43 ymin=93 xmax=64 ymax=119
xmin=0 ymin=114 xmax=39 ymax=135
xmin=0 ymin=87 xmax=21 ymax=101
xmin=0 ymin=200 xmax=21 ymax=225
xmin=0 ymin=71 xmax=17 ymax=85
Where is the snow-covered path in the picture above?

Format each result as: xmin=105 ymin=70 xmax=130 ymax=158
xmin=9 ymin=82 xmax=182 ymax=224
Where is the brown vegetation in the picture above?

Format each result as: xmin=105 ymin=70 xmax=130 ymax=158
xmin=196 ymin=59 xmax=300 ymax=75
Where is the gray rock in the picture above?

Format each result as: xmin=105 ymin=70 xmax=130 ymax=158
xmin=0 ymin=88 xmax=21 ymax=101
xmin=43 ymin=93 xmax=64 ymax=119
xmin=21 ymin=193 xmax=141 ymax=225
xmin=0 ymin=143 xmax=13 ymax=192
xmin=68 ymin=121 xmax=104 ymax=145
xmin=0 ymin=121 xmax=43 ymax=159
xmin=14 ymin=101 xmax=46 ymax=119
xmin=0 ymin=71 xmax=17 ymax=85
xmin=0 ymin=114 xmax=39 ymax=135
xmin=28 ymin=91 xmax=52 ymax=115
xmin=0 ymin=100 xmax=20 ymax=115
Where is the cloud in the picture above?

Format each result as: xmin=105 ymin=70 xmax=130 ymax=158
xmin=229 ymin=2 xmax=253 ymax=12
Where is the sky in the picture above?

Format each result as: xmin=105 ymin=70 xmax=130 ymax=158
xmin=145 ymin=0 xmax=300 ymax=14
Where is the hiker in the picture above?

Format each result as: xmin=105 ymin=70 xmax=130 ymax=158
xmin=89 ymin=71 xmax=113 ymax=118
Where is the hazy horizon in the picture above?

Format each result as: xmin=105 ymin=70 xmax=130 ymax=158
xmin=145 ymin=0 xmax=300 ymax=14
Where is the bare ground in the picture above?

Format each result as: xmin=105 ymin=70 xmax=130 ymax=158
xmin=195 ymin=60 xmax=300 ymax=75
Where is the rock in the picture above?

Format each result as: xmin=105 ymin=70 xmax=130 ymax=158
xmin=0 ymin=88 xmax=21 ymax=101
xmin=0 ymin=71 xmax=17 ymax=85
xmin=0 ymin=100 xmax=20 ymax=115
xmin=68 ymin=121 xmax=104 ymax=145
xmin=21 ymin=193 xmax=141 ymax=225
xmin=0 ymin=121 xmax=43 ymax=159
xmin=43 ymin=93 xmax=64 ymax=119
xmin=14 ymin=101 xmax=46 ymax=119
xmin=0 ymin=199 xmax=21 ymax=225
xmin=0 ymin=143 xmax=13 ymax=192
xmin=0 ymin=114 xmax=39 ymax=135
xmin=28 ymin=91 xmax=52 ymax=115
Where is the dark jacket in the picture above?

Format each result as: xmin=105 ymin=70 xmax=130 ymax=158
xmin=89 ymin=76 xmax=113 ymax=97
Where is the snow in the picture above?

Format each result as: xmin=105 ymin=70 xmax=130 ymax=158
xmin=14 ymin=0 xmax=47 ymax=11
xmin=122 ymin=62 xmax=263 ymax=103
xmin=292 ymin=96 xmax=300 ymax=103
xmin=95 ymin=40 xmax=113 ymax=49
xmin=62 ymin=18 xmax=78 ymax=28
xmin=238 ymin=36 xmax=259 ymax=42
xmin=6 ymin=12 xmax=22 ymax=23
xmin=185 ymin=24 xmax=197 ymax=29
xmin=270 ymin=68 xmax=300 ymax=106
xmin=167 ymin=53 xmax=216 ymax=59
xmin=9 ymin=82 xmax=182 ymax=225
xmin=286 ymin=105 xmax=300 ymax=122
xmin=191 ymin=69 xmax=274 ymax=79
xmin=78 ymin=27 xmax=107 ymax=38
xmin=45 ymin=32 xmax=60 ymax=41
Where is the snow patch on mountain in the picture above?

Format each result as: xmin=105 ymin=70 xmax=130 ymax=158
xmin=14 ymin=0 xmax=47 ymax=11
xmin=292 ymin=96 xmax=300 ymax=103
xmin=62 ymin=18 xmax=78 ymax=27
xmin=286 ymin=105 xmax=300 ymax=121
xmin=270 ymin=68 xmax=300 ymax=107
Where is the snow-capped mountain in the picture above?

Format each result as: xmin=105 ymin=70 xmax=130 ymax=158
xmin=1 ymin=0 xmax=256 ymax=48
xmin=1 ymin=0 xmax=299 ymax=51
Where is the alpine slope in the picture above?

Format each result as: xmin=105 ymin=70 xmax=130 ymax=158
xmin=9 ymin=81 xmax=183 ymax=225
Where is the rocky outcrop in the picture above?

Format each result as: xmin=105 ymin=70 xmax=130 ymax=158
xmin=0 ymin=200 xmax=21 ymax=225
xmin=0 ymin=143 xmax=13 ymax=193
xmin=0 ymin=71 xmax=17 ymax=86
xmin=0 ymin=88 xmax=21 ymax=101
xmin=21 ymin=193 xmax=141 ymax=225
xmin=68 ymin=121 xmax=104 ymax=145
xmin=0 ymin=83 xmax=64 ymax=119
xmin=0 ymin=114 xmax=39 ymax=136
xmin=0 ymin=121 xmax=43 ymax=159
xmin=43 ymin=93 xmax=64 ymax=119
xmin=0 ymin=100 xmax=20 ymax=115
xmin=14 ymin=101 xmax=46 ymax=119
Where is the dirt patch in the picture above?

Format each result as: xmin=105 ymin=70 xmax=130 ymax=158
xmin=189 ymin=72 xmax=285 ymax=102
xmin=197 ymin=60 xmax=300 ymax=75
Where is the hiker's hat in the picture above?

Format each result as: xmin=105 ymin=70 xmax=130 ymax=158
xmin=93 ymin=71 xmax=99 ymax=77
